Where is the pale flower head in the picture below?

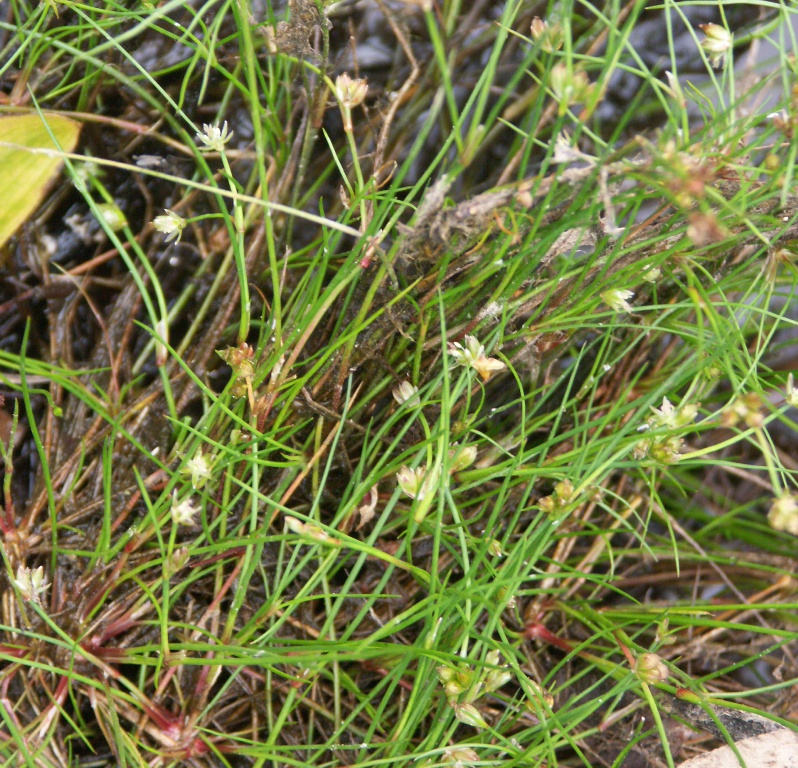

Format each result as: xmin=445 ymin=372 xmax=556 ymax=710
xmin=601 ymin=288 xmax=634 ymax=313
xmin=552 ymin=130 xmax=595 ymax=166
xmin=169 ymin=547 xmax=190 ymax=573
xmin=152 ymin=209 xmax=186 ymax=243
xmin=334 ymin=73 xmax=368 ymax=109
xmin=633 ymin=434 xmax=684 ymax=465
xmin=334 ymin=73 xmax=368 ymax=132
xmin=396 ymin=464 xmax=439 ymax=501
xmin=699 ymin=23 xmax=732 ymax=68
xmin=285 ymin=516 xmax=341 ymax=545
xmin=392 ymin=381 xmax=420 ymax=407
xmin=448 ymin=335 xmax=506 ymax=381
xmin=196 ymin=121 xmax=234 ymax=152
xmin=483 ymin=649 xmax=512 ymax=692
xmin=75 ymin=157 xmax=102 ymax=184
xmin=768 ymin=493 xmax=798 ymax=536
xmin=786 ymin=373 xmax=798 ymax=408
xmin=437 ymin=663 xmax=473 ymax=698
xmin=530 ymin=16 xmax=563 ymax=52
xmin=635 ymin=652 xmax=670 ymax=683
xmin=181 ymin=449 xmax=213 ymax=489
xmin=12 ymin=565 xmax=49 ymax=605
xmin=642 ymin=265 xmax=662 ymax=282
xmin=170 ymin=492 xmax=198 ymax=526
xmin=442 ymin=747 xmax=480 ymax=768
xmin=549 ymin=63 xmax=595 ymax=114
xmin=649 ymin=397 xmax=699 ymax=429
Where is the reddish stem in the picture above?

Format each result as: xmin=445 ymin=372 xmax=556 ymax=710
xmin=523 ymin=621 xmax=574 ymax=653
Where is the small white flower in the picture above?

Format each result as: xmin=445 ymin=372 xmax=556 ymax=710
xmin=392 ymin=381 xmax=420 ymax=407
xmin=786 ymin=373 xmax=798 ymax=408
xmin=334 ymin=74 xmax=368 ymax=132
xmin=601 ymin=288 xmax=634 ymax=313
xmin=181 ymin=449 xmax=213 ymax=489
xmin=152 ymin=209 xmax=186 ymax=243
xmin=483 ymin=650 xmax=512 ymax=691
xmin=699 ymin=23 xmax=732 ymax=68
xmin=649 ymin=397 xmax=677 ymax=428
xmin=447 ymin=335 xmax=506 ymax=381
xmin=170 ymin=492 xmax=197 ymax=526
xmin=649 ymin=397 xmax=698 ymax=429
xmin=642 ymin=265 xmax=661 ymax=282
xmin=12 ymin=565 xmax=49 ymax=605
xmin=552 ymin=131 xmax=595 ymax=165
xmin=334 ymin=73 xmax=368 ymax=109
xmin=396 ymin=464 xmax=438 ymax=500
xmin=196 ymin=121 xmax=234 ymax=153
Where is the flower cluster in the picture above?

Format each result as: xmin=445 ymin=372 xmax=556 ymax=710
xmin=170 ymin=492 xmax=198 ymax=526
xmin=153 ymin=209 xmax=186 ymax=243
xmin=436 ymin=650 xmax=512 ymax=729
xmin=440 ymin=747 xmax=480 ymax=768
xmin=218 ymin=343 xmax=256 ymax=398
xmin=539 ymin=478 xmax=577 ymax=514
xmin=181 ymin=448 xmax=214 ymax=489
xmin=768 ymin=494 xmax=798 ymax=536
xmin=334 ymin=73 xmax=368 ymax=132
xmin=634 ymin=396 xmax=699 ymax=465
xmin=550 ymin=62 xmax=596 ymax=115
xmin=392 ymin=381 xmax=419 ymax=407
xmin=699 ymin=23 xmax=732 ymax=69
xmin=601 ymin=288 xmax=634 ymax=313
xmin=11 ymin=565 xmax=49 ymax=606
xmin=396 ymin=464 xmax=439 ymax=501
xmin=649 ymin=396 xmax=699 ymax=429
xmin=530 ymin=16 xmax=563 ymax=53
xmin=635 ymin=652 xmax=670 ymax=684
xmin=196 ymin=121 xmax=234 ymax=153
xmin=719 ymin=392 xmax=764 ymax=429
xmin=448 ymin=335 xmax=506 ymax=381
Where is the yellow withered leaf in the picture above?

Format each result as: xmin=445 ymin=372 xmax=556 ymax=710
xmin=0 ymin=113 xmax=81 ymax=249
